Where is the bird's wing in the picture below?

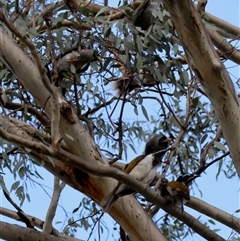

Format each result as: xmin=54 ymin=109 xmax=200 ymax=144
xmin=124 ymin=155 xmax=146 ymax=174
xmin=166 ymin=182 xmax=190 ymax=200
xmin=66 ymin=56 xmax=81 ymax=63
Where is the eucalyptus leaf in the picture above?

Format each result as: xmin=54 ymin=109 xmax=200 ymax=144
xmin=214 ymin=141 xmax=226 ymax=151
xmin=141 ymin=105 xmax=149 ymax=121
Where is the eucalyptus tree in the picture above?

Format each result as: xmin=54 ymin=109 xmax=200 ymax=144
xmin=0 ymin=0 xmax=239 ymax=241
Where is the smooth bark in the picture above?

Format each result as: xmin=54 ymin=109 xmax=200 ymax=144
xmin=162 ymin=0 xmax=240 ymax=176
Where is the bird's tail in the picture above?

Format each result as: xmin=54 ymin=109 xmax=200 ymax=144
xmin=101 ymin=187 xmax=119 ymax=213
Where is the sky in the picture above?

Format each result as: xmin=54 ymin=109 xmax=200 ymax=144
xmin=0 ymin=0 xmax=240 ymax=241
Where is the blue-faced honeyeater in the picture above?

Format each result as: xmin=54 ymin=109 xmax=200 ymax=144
xmin=161 ymin=173 xmax=200 ymax=211
xmin=101 ymin=134 xmax=171 ymax=212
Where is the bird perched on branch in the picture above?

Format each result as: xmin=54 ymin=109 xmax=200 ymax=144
xmin=161 ymin=173 xmax=200 ymax=211
xmin=101 ymin=136 xmax=172 ymax=212
xmin=56 ymin=49 xmax=102 ymax=78
xmin=112 ymin=61 xmax=165 ymax=97
xmin=113 ymin=72 xmax=157 ymax=97
xmin=46 ymin=48 xmax=102 ymax=84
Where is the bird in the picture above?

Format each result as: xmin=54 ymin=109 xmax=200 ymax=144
xmin=132 ymin=0 xmax=153 ymax=31
xmin=133 ymin=0 xmax=165 ymax=31
xmin=161 ymin=173 xmax=200 ymax=211
xmin=101 ymin=136 xmax=172 ymax=212
xmin=56 ymin=49 xmax=102 ymax=78
xmin=112 ymin=61 xmax=162 ymax=97
xmin=45 ymin=48 xmax=102 ymax=84
xmin=113 ymin=72 xmax=157 ymax=97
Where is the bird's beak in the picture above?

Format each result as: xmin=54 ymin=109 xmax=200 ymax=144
xmin=96 ymin=56 xmax=102 ymax=62
xmin=164 ymin=137 xmax=172 ymax=143
xmin=193 ymin=174 xmax=200 ymax=177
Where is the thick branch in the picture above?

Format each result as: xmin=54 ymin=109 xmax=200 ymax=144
xmin=0 ymin=207 xmax=64 ymax=237
xmin=207 ymin=29 xmax=240 ymax=65
xmin=0 ymin=27 xmax=168 ymax=241
xmin=0 ymin=114 xmax=167 ymax=241
xmin=0 ymin=100 xmax=50 ymax=126
xmin=0 ymin=117 xmax=227 ymax=241
xmin=205 ymin=12 xmax=240 ymax=38
xmin=187 ymin=197 xmax=240 ymax=233
xmin=0 ymin=221 xmax=85 ymax=241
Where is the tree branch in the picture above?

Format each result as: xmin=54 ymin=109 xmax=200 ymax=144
xmin=207 ymin=29 xmax=240 ymax=65
xmin=204 ymin=12 xmax=240 ymax=38
xmin=0 ymin=207 xmax=62 ymax=237
xmin=162 ymin=0 xmax=240 ymax=176
xmin=0 ymin=112 xmax=168 ymax=241
xmin=43 ymin=177 xmax=66 ymax=234
xmin=187 ymin=197 xmax=240 ymax=233
xmin=0 ymin=117 xmax=228 ymax=241
xmin=0 ymin=221 xmax=85 ymax=241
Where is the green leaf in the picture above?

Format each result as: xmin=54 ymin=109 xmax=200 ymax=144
xmin=11 ymin=181 xmax=20 ymax=192
xmin=70 ymin=64 xmax=76 ymax=73
xmin=135 ymin=35 xmax=143 ymax=53
xmin=141 ymin=105 xmax=149 ymax=121
xmin=182 ymin=70 xmax=189 ymax=85
xmin=95 ymin=6 xmax=109 ymax=18
xmin=104 ymin=26 xmax=112 ymax=38
xmin=78 ymin=7 xmax=92 ymax=16
xmin=1 ymin=91 xmax=7 ymax=104
xmin=18 ymin=166 xmax=25 ymax=179
xmin=134 ymin=106 xmax=138 ymax=115
xmin=34 ymin=170 xmax=44 ymax=180
xmin=138 ymin=94 xmax=143 ymax=105
xmin=192 ymin=97 xmax=199 ymax=109
xmin=157 ymin=10 xmax=163 ymax=21
xmin=200 ymin=134 xmax=208 ymax=144
xmin=208 ymin=219 xmax=215 ymax=225
xmin=214 ymin=141 xmax=226 ymax=151
xmin=24 ymin=147 xmax=32 ymax=153
xmin=216 ymin=159 xmax=223 ymax=180
xmin=16 ymin=186 xmax=23 ymax=197
xmin=173 ymin=43 xmax=178 ymax=55
xmin=72 ymin=207 xmax=80 ymax=213
xmin=26 ymin=192 xmax=31 ymax=202
xmin=65 ymin=133 xmax=74 ymax=141
xmin=86 ymin=81 xmax=93 ymax=90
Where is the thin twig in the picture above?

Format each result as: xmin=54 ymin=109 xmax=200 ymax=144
xmin=3 ymin=190 xmax=34 ymax=229
xmin=197 ymin=125 xmax=222 ymax=174
xmin=203 ymin=151 xmax=230 ymax=172
xmin=157 ymin=85 xmax=184 ymax=129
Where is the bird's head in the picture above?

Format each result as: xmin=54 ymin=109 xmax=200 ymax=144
xmin=92 ymin=50 xmax=102 ymax=62
xmin=158 ymin=135 xmax=172 ymax=150
xmin=145 ymin=133 xmax=172 ymax=155
xmin=176 ymin=173 xmax=200 ymax=185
